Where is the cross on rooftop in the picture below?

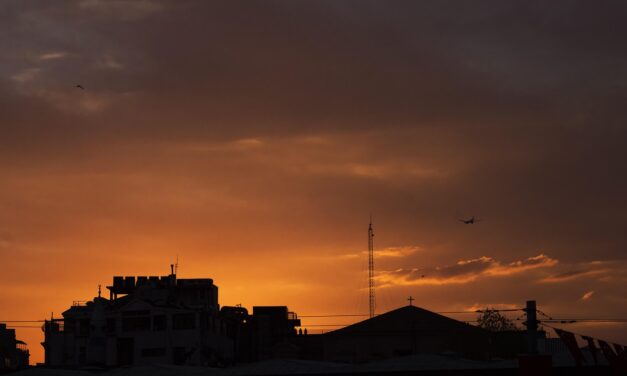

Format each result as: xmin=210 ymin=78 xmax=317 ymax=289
xmin=408 ymin=296 xmax=414 ymax=306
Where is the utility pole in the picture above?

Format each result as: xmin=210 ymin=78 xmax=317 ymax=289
xmin=519 ymin=300 xmax=551 ymax=376
xmin=525 ymin=300 xmax=538 ymax=354
xmin=368 ymin=216 xmax=375 ymax=319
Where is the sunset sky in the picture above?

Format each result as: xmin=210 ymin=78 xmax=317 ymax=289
xmin=2 ymin=1 xmax=627 ymax=364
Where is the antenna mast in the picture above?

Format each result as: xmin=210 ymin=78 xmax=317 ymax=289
xmin=368 ymin=216 xmax=375 ymax=318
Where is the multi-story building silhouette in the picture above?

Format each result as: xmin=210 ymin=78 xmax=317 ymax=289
xmin=44 ymin=269 xmax=533 ymax=369
xmin=0 ymin=323 xmax=29 ymax=371
xmin=43 ymin=268 xmax=300 ymax=367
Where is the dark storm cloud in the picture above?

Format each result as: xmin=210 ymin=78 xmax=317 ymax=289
xmin=2 ymin=0 xmax=626 ymax=258
xmin=4 ymin=1 xmax=627 ymax=139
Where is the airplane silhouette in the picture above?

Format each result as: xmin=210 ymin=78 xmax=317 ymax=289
xmin=75 ymin=84 xmax=84 ymax=90
xmin=459 ymin=216 xmax=481 ymax=224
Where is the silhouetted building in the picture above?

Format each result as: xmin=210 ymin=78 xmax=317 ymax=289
xmin=0 ymin=323 xmax=29 ymax=371
xmin=251 ymin=306 xmax=302 ymax=360
xmin=42 ymin=270 xmax=302 ymax=368
xmin=43 ymin=271 xmax=517 ymax=369
xmin=43 ymin=271 xmax=232 ymax=367
xmin=314 ymin=306 xmax=492 ymax=363
xmin=220 ymin=305 xmax=302 ymax=362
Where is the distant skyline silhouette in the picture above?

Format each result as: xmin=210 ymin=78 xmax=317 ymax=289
xmin=2 ymin=0 xmax=627 ymax=365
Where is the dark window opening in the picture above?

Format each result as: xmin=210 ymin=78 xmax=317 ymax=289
xmin=79 ymin=346 xmax=86 ymax=365
xmin=141 ymin=348 xmax=166 ymax=357
xmin=122 ymin=316 xmax=150 ymax=332
xmin=122 ymin=310 xmax=150 ymax=316
xmin=78 ymin=319 xmax=90 ymax=336
xmin=152 ymin=315 xmax=166 ymax=331
xmin=106 ymin=318 xmax=116 ymax=334
xmin=64 ymin=319 xmax=75 ymax=334
xmin=173 ymin=313 xmax=196 ymax=330
xmin=173 ymin=347 xmax=186 ymax=365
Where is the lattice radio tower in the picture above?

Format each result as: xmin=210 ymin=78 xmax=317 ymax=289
xmin=368 ymin=216 xmax=376 ymax=318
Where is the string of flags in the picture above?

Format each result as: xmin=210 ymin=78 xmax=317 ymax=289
xmin=552 ymin=327 xmax=627 ymax=370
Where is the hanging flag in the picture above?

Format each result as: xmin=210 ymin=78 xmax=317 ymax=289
xmin=554 ymin=328 xmax=584 ymax=367
xmin=582 ymin=336 xmax=598 ymax=365
xmin=599 ymin=340 xmax=617 ymax=363
xmin=600 ymin=340 xmax=627 ymax=373
xmin=614 ymin=344 xmax=627 ymax=363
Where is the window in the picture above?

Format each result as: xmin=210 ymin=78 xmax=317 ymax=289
xmin=106 ymin=319 xmax=116 ymax=334
xmin=64 ymin=319 xmax=75 ymax=334
xmin=173 ymin=347 xmax=186 ymax=365
xmin=152 ymin=315 xmax=166 ymax=331
xmin=122 ymin=316 xmax=150 ymax=332
xmin=172 ymin=313 xmax=196 ymax=330
xmin=78 ymin=319 xmax=90 ymax=336
xmin=141 ymin=348 xmax=166 ymax=357
xmin=79 ymin=346 xmax=86 ymax=365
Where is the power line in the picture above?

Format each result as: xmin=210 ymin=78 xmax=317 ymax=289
xmin=539 ymin=322 xmax=627 ymax=344
xmin=0 ymin=320 xmax=45 ymax=323
xmin=0 ymin=309 xmax=521 ymax=323
xmin=299 ymin=309 xmax=523 ymax=317
xmin=299 ymin=314 xmax=369 ymax=318
xmin=542 ymin=319 xmax=627 ymax=323
xmin=4 ymin=326 xmax=42 ymax=328
xmin=4 ymin=313 xmax=625 ymax=324
xmin=298 ymin=320 xmax=481 ymax=327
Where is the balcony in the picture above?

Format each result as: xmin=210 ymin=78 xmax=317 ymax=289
xmin=44 ymin=320 xmax=65 ymax=333
xmin=287 ymin=312 xmax=301 ymax=327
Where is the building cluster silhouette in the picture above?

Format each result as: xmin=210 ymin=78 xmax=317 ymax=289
xmin=0 ymin=323 xmax=29 ymax=371
xmin=43 ymin=268 xmax=303 ymax=367
xmin=41 ymin=268 xmax=536 ymax=368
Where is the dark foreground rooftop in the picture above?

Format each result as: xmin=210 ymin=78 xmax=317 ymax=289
xmin=14 ymin=356 xmax=613 ymax=376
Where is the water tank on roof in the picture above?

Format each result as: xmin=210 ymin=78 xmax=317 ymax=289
xmin=113 ymin=276 xmax=124 ymax=288
xmin=124 ymin=276 xmax=136 ymax=289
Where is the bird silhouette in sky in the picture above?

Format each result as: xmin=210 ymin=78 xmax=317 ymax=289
xmin=459 ymin=216 xmax=481 ymax=224
xmin=75 ymin=84 xmax=84 ymax=90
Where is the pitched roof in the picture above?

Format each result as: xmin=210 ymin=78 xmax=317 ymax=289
xmin=324 ymin=305 xmax=485 ymax=336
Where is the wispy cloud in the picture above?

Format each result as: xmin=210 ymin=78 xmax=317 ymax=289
xmin=173 ymin=138 xmax=265 ymax=154
xmin=375 ymin=246 xmax=420 ymax=258
xmin=78 ymin=0 xmax=164 ymax=20
xmin=337 ymin=246 xmax=420 ymax=260
xmin=307 ymin=162 xmax=448 ymax=180
xmin=581 ymin=290 xmax=595 ymax=301
xmin=95 ymin=54 xmax=124 ymax=70
xmin=376 ymin=254 xmax=558 ymax=287
xmin=11 ymin=68 xmax=40 ymax=83
xmin=539 ymin=260 xmax=617 ymax=283
xmin=39 ymin=52 xmax=68 ymax=60
xmin=464 ymin=303 xmax=521 ymax=312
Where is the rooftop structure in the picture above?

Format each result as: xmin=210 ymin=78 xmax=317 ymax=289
xmin=0 ymin=323 xmax=29 ymax=371
xmin=43 ymin=270 xmax=300 ymax=367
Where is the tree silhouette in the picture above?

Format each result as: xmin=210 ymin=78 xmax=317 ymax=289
xmin=477 ymin=309 xmax=518 ymax=332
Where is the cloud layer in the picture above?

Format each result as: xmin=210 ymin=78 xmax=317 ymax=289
xmin=376 ymin=254 xmax=558 ymax=286
xmin=1 ymin=0 xmax=627 ymax=363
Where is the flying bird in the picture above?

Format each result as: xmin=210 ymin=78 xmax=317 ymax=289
xmin=459 ymin=216 xmax=481 ymax=224
xmin=75 ymin=84 xmax=84 ymax=90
